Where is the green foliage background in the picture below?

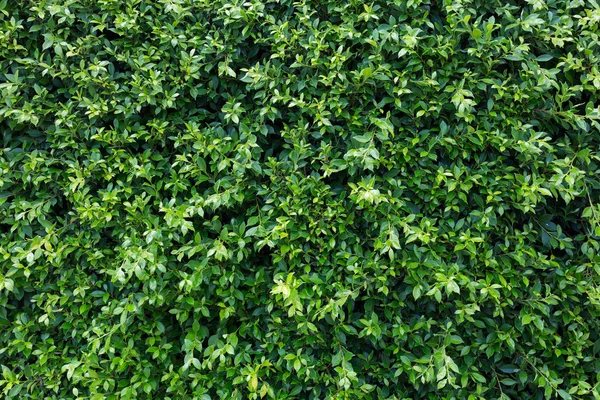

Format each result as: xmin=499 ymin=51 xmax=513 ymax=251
xmin=1 ymin=0 xmax=600 ymax=398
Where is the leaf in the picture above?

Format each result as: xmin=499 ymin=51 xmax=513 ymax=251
xmin=557 ymin=390 xmax=572 ymax=400
xmin=332 ymin=351 xmax=343 ymax=367
xmin=499 ymin=364 xmax=520 ymax=373
xmin=413 ymin=286 xmax=422 ymax=300
xmin=353 ymin=134 xmax=372 ymax=143
xmin=472 ymin=373 xmax=486 ymax=383
xmin=360 ymin=68 xmax=373 ymax=79
xmin=505 ymin=55 xmax=523 ymax=61
xmin=249 ymin=375 xmax=258 ymax=391
xmin=192 ymin=358 xmax=202 ymax=370
xmin=537 ymin=54 xmax=553 ymax=62
xmin=446 ymin=280 xmax=460 ymax=294
xmin=4 ymin=279 xmax=14 ymax=292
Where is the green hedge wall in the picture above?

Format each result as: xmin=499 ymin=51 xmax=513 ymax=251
xmin=1 ymin=0 xmax=600 ymax=399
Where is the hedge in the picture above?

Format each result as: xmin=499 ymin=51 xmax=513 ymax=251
xmin=1 ymin=0 xmax=600 ymax=399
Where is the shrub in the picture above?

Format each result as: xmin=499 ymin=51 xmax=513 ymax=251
xmin=1 ymin=0 xmax=600 ymax=399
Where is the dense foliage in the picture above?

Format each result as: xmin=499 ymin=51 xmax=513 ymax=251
xmin=1 ymin=0 xmax=600 ymax=398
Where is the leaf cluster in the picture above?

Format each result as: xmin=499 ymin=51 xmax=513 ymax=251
xmin=1 ymin=0 xmax=600 ymax=399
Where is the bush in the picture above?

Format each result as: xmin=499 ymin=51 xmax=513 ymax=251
xmin=1 ymin=0 xmax=600 ymax=398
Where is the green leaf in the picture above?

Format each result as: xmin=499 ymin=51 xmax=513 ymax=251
xmin=537 ymin=54 xmax=553 ymax=62
xmin=557 ymin=390 xmax=572 ymax=400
